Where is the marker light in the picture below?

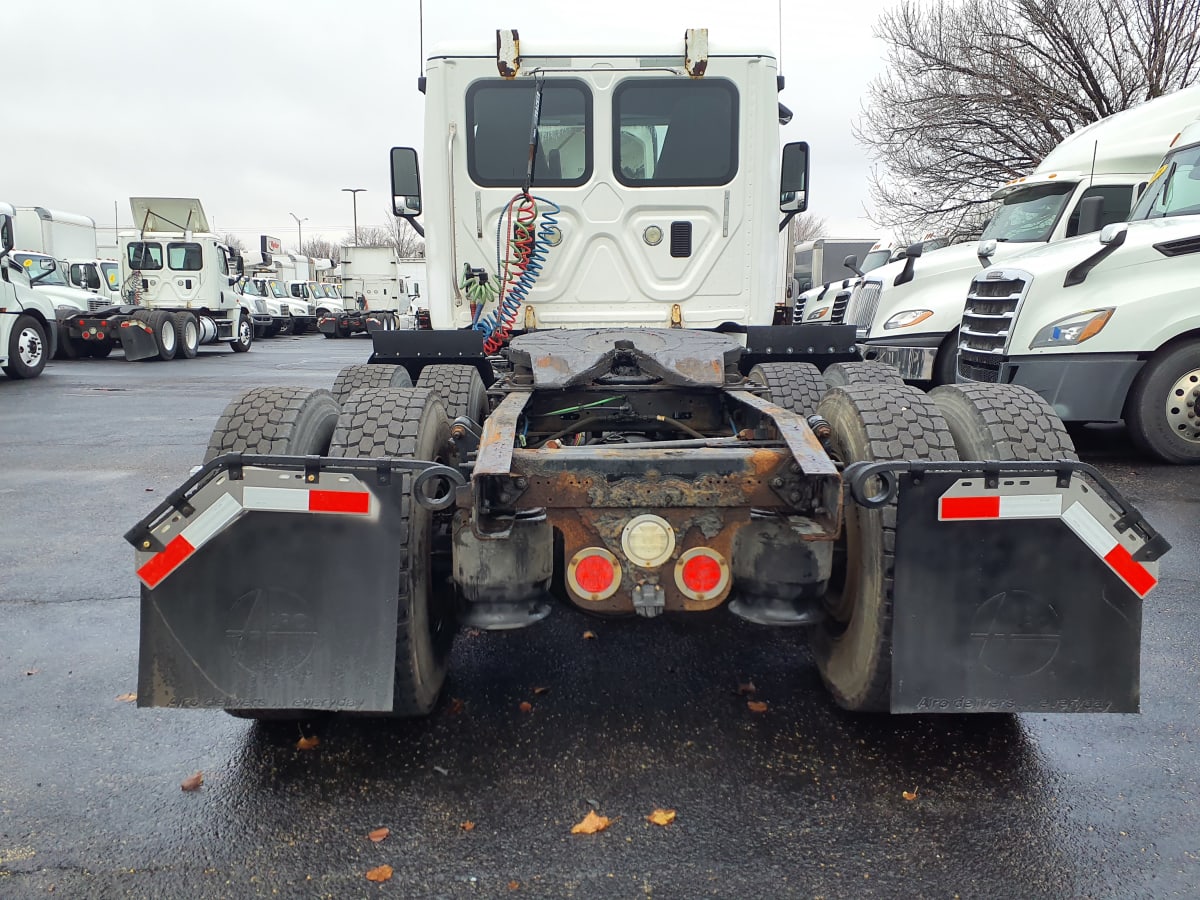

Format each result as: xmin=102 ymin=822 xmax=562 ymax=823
xmin=883 ymin=309 xmax=934 ymax=330
xmin=567 ymin=548 xmax=622 ymax=601
xmin=621 ymin=515 xmax=675 ymax=568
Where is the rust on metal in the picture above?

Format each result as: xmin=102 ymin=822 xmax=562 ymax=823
xmin=474 ymin=392 xmax=530 ymax=477
xmin=728 ymin=390 xmax=837 ymax=476
xmin=496 ymin=29 xmax=520 ymax=78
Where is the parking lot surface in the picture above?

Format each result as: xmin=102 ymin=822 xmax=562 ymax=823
xmin=2 ymin=337 xmax=1198 ymax=898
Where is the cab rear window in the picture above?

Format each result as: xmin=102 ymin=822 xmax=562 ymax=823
xmin=127 ymin=242 xmax=163 ymax=270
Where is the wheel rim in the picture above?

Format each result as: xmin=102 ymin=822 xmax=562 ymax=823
xmin=1164 ymin=367 xmax=1200 ymax=444
xmin=17 ymin=326 xmax=43 ymax=366
xmin=184 ymin=320 xmax=199 ymax=349
xmin=239 ymin=319 xmax=252 ymax=343
xmin=160 ymin=319 xmax=176 ymax=352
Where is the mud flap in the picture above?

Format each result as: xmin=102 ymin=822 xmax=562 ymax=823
xmin=117 ymin=320 xmax=159 ymax=361
xmin=845 ymin=463 xmax=1167 ymax=714
xmin=130 ymin=458 xmax=461 ymax=712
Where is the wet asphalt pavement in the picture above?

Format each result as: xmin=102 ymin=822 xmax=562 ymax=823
xmin=1 ymin=337 xmax=1197 ymax=899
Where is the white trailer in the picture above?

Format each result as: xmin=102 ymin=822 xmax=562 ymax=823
xmin=843 ymin=84 xmax=1200 ymax=384
xmin=0 ymin=203 xmax=59 ymax=378
xmin=59 ymin=198 xmax=255 ymax=361
xmin=958 ymin=119 xmax=1200 ymax=463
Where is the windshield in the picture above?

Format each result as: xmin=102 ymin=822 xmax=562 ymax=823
xmin=268 ymin=280 xmax=287 ymax=298
xmin=1130 ymin=145 xmax=1200 ymax=220
xmin=101 ymin=262 xmax=119 ymax=290
xmin=14 ymin=253 xmax=67 ymax=286
xmin=981 ymin=183 xmax=1075 ymax=243
xmin=309 ymin=282 xmax=328 ymax=298
xmin=325 ymin=284 xmax=341 ymax=298
xmin=862 ymin=249 xmax=892 ymax=272
xmin=243 ymin=280 xmax=265 ymax=297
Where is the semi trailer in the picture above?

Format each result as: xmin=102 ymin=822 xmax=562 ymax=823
xmin=131 ymin=30 xmax=1166 ymax=720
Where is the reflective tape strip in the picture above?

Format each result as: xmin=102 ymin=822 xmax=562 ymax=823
xmin=137 ymin=534 xmax=195 ymax=589
xmin=1062 ymin=501 xmax=1157 ymax=598
xmin=242 ymin=486 xmax=371 ymax=515
xmin=179 ymin=492 xmax=242 ymax=547
xmin=939 ymin=494 xmax=1061 ymax=520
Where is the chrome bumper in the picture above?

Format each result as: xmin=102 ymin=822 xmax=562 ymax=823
xmin=858 ymin=343 xmax=938 ymax=381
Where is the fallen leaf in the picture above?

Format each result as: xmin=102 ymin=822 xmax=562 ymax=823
xmin=447 ymin=697 xmax=465 ymax=716
xmin=582 ymin=631 xmax=597 ymax=640
xmin=365 ymin=865 xmax=393 ymax=883
xmin=902 ymin=789 xmax=918 ymax=801
xmin=466 ymin=628 xmax=483 ymax=638
xmin=645 ymin=808 xmax=677 ymax=826
xmin=460 ymin=821 xmax=476 ymax=832
xmin=115 ymin=692 xmax=137 ymax=703
xmin=737 ymin=681 xmax=757 ymax=696
xmin=180 ymin=772 xmax=203 ymax=792
xmin=296 ymin=735 xmax=320 ymax=750
xmin=746 ymin=700 xmax=769 ymax=713
xmin=508 ymin=881 xmax=520 ymax=891
xmin=571 ymin=810 xmax=612 ymax=834
xmin=367 ymin=827 xmax=390 ymax=843
xmin=518 ymin=701 xmax=533 ymax=713
xmin=533 ymin=686 xmax=550 ymax=695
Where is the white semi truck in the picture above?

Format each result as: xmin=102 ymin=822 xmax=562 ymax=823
xmin=958 ymin=120 xmax=1200 ymax=464
xmin=60 ymin=198 xmax=254 ymax=361
xmin=0 ymin=202 xmax=59 ymax=378
xmin=322 ymin=245 xmax=408 ymax=337
xmin=132 ymin=29 xmax=1167 ymax=723
xmin=843 ymin=84 xmax=1200 ymax=384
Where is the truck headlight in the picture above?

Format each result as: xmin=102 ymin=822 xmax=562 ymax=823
xmin=1029 ymin=308 xmax=1114 ymax=348
xmin=883 ymin=309 xmax=933 ymax=330
xmin=806 ymin=307 xmax=829 ymax=321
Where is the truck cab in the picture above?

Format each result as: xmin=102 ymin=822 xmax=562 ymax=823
xmin=66 ymin=258 xmax=122 ymax=306
xmin=0 ymin=203 xmax=59 ymax=378
xmin=844 ymin=84 xmax=1200 ymax=384
xmin=958 ymin=120 xmax=1200 ymax=463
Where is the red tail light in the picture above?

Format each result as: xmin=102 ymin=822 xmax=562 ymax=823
xmin=567 ymin=548 xmax=621 ymax=601
xmin=674 ymin=548 xmax=730 ymax=601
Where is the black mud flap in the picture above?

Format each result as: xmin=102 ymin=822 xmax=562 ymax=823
xmin=117 ymin=320 xmax=160 ymax=361
xmin=129 ymin=456 xmax=462 ymax=712
xmin=845 ymin=462 xmax=1168 ymax=714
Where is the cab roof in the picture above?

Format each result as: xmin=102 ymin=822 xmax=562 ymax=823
xmin=129 ymin=198 xmax=210 ymax=235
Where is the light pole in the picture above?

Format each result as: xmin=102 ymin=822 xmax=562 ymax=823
xmin=289 ymin=212 xmax=308 ymax=253
xmin=342 ymin=188 xmax=365 ymax=246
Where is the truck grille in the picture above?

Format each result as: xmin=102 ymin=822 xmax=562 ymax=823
xmin=88 ymin=298 xmax=108 ymax=312
xmin=957 ymin=272 xmax=1030 ymax=382
xmin=830 ymin=289 xmax=852 ymax=324
xmin=841 ymin=281 xmax=881 ymax=329
xmin=792 ymin=294 xmax=806 ymax=324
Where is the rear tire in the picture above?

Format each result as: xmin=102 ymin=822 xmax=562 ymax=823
xmin=329 ymin=388 xmax=456 ymax=716
xmin=203 ymin=387 xmax=340 ymax=463
xmin=929 ymin=383 xmax=1076 ymax=461
xmin=85 ymin=341 xmax=113 ymax=359
xmin=933 ymin=329 xmax=960 ymax=386
xmin=748 ymin=362 xmax=825 ymax=416
xmin=416 ymin=364 xmax=489 ymax=423
xmin=148 ymin=310 xmax=177 ymax=361
xmin=810 ymin=384 xmax=959 ymax=711
xmin=1125 ymin=340 xmax=1200 ymax=464
xmin=331 ymin=363 xmax=414 ymax=406
xmin=3 ymin=315 xmax=48 ymax=379
xmin=823 ymin=361 xmax=904 ymax=389
xmin=173 ymin=312 xmax=199 ymax=359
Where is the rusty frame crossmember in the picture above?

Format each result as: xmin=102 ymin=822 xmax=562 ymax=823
xmin=467 ymin=388 xmax=843 ymax=615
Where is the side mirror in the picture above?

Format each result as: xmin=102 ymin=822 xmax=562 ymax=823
xmin=86 ymin=267 xmax=102 ymax=290
xmin=905 ymin=241 xmax=924 ymax=259
xmin=1076 ymin=196 xmax=1104 ymax=235
xmin=1099 ymin=222 xmax=1128 ymax=246
xmin=0 ymin=215 xmax=13 ymax=257
xmin=779 ymin=141 xmax=809 ymax=213
xmin=391 ymin=147 xmax=423 ymax=216
xmin=844 ymin=254 xmax=864 ymax=277
xmin=894 ymin=242 xmax=924 ymax=287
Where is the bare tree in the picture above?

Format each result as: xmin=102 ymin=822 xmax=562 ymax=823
xmin=221 ymin=233 xmax=245 ymax=253
xmin=858 ymin=0 xmax=1200 ymax=237
xmin=789 ymin=213 xmax=828 ymax=244
xmin=348 ymin=212 xmax=426 ymax=258
xmin=301 ymin=237 xmax=341 ymax=266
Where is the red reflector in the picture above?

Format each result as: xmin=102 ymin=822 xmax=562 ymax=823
xmin=1104 ymin=544 xmax=1157 ymax=598
xmin=137 ymin=534 xmax=195 ymax=589
xmin=940 ymin=496 xmax=1000 ymax=519
xmin=81 ymin=331 xmax=90 ymax=339
xmin=681 ymin=554 xmax=722 ymax=594
xmin=78 ymin=319 xmax=85 ymax=326
xmin=575 ymin=555 xmax=615 ymax=595
xmin=308 ymin=490 xmax=370 ymax=514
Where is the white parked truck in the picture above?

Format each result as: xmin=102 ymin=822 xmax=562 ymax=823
xmin=958 ymin=120 xmax=1200 ymax=464
xmin=60 ymin=198 xmax=254 ymax=361
xmin=844 ymin=83 xmax=1200 ymax=384
xmin=11 ymin=207 xmax=122 ymax=310
xmin=132 ymin=29 xmax=1166 ymax=723
xmin=0 ymin=202 xmax=59 ymax=378
xmin=322 ymin=246 xmax=408 ymax=337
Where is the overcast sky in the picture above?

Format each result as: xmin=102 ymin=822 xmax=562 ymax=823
xmin=2 ymin=0 xmax=890 ymax=248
